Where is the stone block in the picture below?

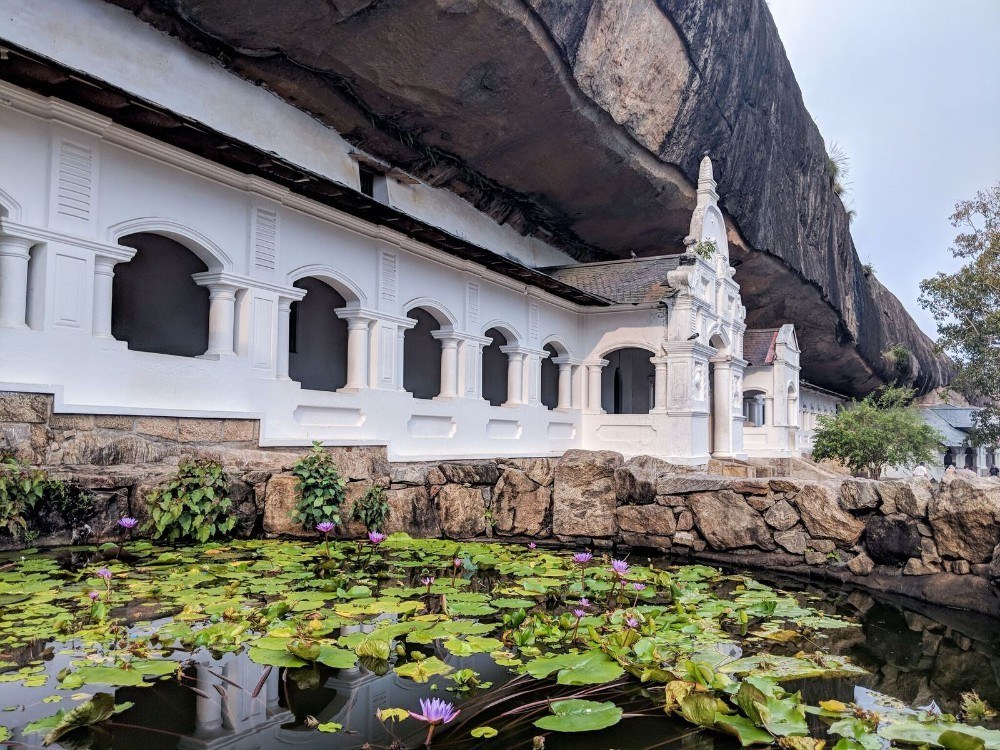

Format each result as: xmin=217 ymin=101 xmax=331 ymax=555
xmin=493 ymin=468 xmax=550 ymax=537
xmin=326 ymin=445 xmax=391 ymax=483
xmin=136 ymin=417 xmax=180 ymax=440
xmin=865 ymin=514 xmax=922 ymax=565
xmin=807 ymin=538 xmax=836 ymax=554
xmin=804 ymin=550 xmax=828 ymax=566
xmin=385 ymin=486 xmax=441 ymax=537
xmin=0 ymin=391 xmax=50 ymax=423
xmin=177 ymin=419 xmax=225 ymax=443
xmin=878 ymin=480 xmax=932 ymax=518
xmin=427 ymin=467 xmax=446 ymax=485
xmin=619 ymin=531 xmax=671 ymax=550
xmin=774 ymin=528 xmax=809 ymax=555
xmin=656 ymin=494 xmax=688 ymax=507
xmin=222 ymin=419 xmax=258 ymax=442
xmin=53 ymin=432 xmax=172 ymax=466
xmin=929 ymin=477 xmax=1000 ymax=562
xmin=745 ymin=492 xmax=777 ymax=512
xmin=730 ymin=479 xmax=771 ymax=496
xmin=675 ymin=509 xmax=694 ymax=531
xmin=49 ymin=414 xmax=95 ymax=431
xmin=840 ymin=479 xmax=881 ymax=511
xmin=616 ymin=504 xmax=677 ymax=537
xmin=769 ymin=478 xmax=805 ymax=494
xmin=763 ymin=499 xmax=798 ymax=530
xmin=439 ymin=461 xmax=500 ymax=485
xmin=793 ymin=482 xmax=864 ymax=545
xmin=501 ymin=457 xmax=554 ymax=486
xmin=657 ymin=475 xmax=732 ymax=495
xmin=903 ymin=557 xmax=942 ymax=576
xmin=391 ymin=463 xmax=433 ymax=485
xmin=848 ymin=551 xmax=875 ymax=576
xmin=615 ymin=455 xmax=661 ymax=504
xmin=689 ymin=490 xmax=774 ymax=550
xmin=262 ymin=474 xmax=310 ymax=537
xmin=920 ymin=537 xmax=941 ymax=565
xmin=552 ymin=450 xmax=622 ymax=538
xmin=94 ymin=415 xmax=135 ymax=431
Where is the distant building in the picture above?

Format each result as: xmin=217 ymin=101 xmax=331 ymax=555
xmin=900 ymin=406 xmax=998 ymax=479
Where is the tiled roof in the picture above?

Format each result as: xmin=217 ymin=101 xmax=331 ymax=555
xmin=743 ymin=328 xmax=780 ymax=366
xmin=539 ymin=255 xmax=684 ymax=305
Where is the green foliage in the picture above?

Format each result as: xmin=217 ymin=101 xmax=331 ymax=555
xmin=883 ymin=343 xmax=915 ymax=383
xmin=147 ymin=459 xmax=234 ymax=543
xmin=0 ymin=456 xmax=88 ymax=537
xmin=693 ymin=239 xmax=717 ymax=259
xmin=827 ymin=141 xmax=851 ymax=199
xmin=920 ymin=183 xmax=1000 ymax=446
xmin=350 ymin=484 xmax=389 ymax=532
xmin=290 ymin=442 xmax=346 ymax=529
xmin=811 ymin=386 xmax=942 ymax=479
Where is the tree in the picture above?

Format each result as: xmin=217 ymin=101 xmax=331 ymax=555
xmin=920 ymin=183 xmax=1000 ymax=446
xmin=811 ymin=386 xmax=942 ymax=479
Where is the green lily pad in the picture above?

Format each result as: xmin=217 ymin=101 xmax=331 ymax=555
xmin=534 ymin=699 xmax=623 ymax=733
xmin=523 ymin=650 xmax=625 ymax=686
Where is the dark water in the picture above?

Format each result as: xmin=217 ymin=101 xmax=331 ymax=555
xmin=1 ymin=557 xmax=998 ymax=750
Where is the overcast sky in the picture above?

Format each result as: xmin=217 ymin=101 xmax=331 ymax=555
xmin=766 ymin=0 xmax=1000 ymax=338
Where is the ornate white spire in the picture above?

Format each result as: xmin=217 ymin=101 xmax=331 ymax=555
xmin=698 ymin=155 xmax=714 ymax=188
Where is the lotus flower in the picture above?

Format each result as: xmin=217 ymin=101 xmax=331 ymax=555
xmin=453 ymin=557 xmax=463 ymax=568
xmin=579 ymin=597 xmax=590 ymax=607
xmin=572 ymin=608 xmax=587 ymax=619
xmin=625 ymin=616 xmax=640 ymax=629
xmin=631 ymin=582 xmax=646 ymax=592
xmin=421 ymin=576 xmax=435 ymax=587
xmin=368 ymin=531 xmax=386 ymax=545
xmin=95 ymin=567 xmax=112 ymax=580
xmin=610 ymin=559 xmax=629 ymax=576
xmin=88 ymin=591 xmax=99 ymax=601
xmin=409 ymin=697 xmax=460 ymax=725
xmin=316 ymin=522 xmax=336 ymax=535
xmin=572 ymin=552 xmax=593 ymax=565
xmin=528 ymin=542 xmax=537 ymax=549
xmin=117 ymin=517 xmax=138 ymax=530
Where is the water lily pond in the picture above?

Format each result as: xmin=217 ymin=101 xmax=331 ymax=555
xmin=1 ymin=536 xmax=999 ymax=749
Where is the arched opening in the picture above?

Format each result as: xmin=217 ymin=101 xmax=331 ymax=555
xmin=540 ymin=344 xmax=561 ymax=410
xmin=112 ymin=233 xmax=209 ymax=357
xmin=403 ymin=307 xmax=442 ymax=400
xmin=288 ymin=277 xmax=349 ymax=392
xmin=482 ymin=328 xmax=510 ymax=407
xmin=786 ymin=384 xmax=798 ymax=428
xmin=964 ymin=447 xmax=976 ymax=471
xmin=742 ymin=389 xmax=767 ymax=427
xmin=601 ymin=348 xmax=654 ymax=414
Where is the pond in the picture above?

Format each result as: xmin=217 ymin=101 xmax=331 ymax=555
xmin=0 ymin=536 xmax=998 ymax=749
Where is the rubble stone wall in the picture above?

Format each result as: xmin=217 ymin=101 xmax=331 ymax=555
xmin=3 ymin=392 xmax=1000 ymax=615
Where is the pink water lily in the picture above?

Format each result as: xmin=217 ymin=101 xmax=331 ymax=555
xmin=572 ymin=552 xmax=593 ymax=565
xmin=610 ymin=559 xmax=629 ymax=576
xmin=95 ymin=567 xmax=112 ymax=580
xmin=368 ymin=531 xmax=386 ymax=545
xmin=625 ymin=615 xmax=640 ymax=629
xmin=528 ymin=542 xmax=537 ymax=550
xmin=117 ymin=517 xmax=138 ymax=530
xmin=316 ymin=522 xmax=336 ymax=534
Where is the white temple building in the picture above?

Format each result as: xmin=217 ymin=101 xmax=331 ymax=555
xmin=0 ymin=0 xmax=814 ymax=464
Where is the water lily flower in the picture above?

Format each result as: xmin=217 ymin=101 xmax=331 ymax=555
xmin=625 ymin=616 xmax=640 ymax=629
xmin=95 ymin=567 xmax=112 ymax=580
xmin=409 ymin=697 xmax=459 ymax=745
xmin=117 ymin=517 xmax=138 ymax=530
xmin=610 ymin=559 xmax=629 ymax=576
xmin=579 ymin=597 xmax=590 ymax=608
xmin=368 ymin=531 xmax=386 ymax=545
xmin=453 ymin=557 xmax=463 ymax=568
xmin=88 ymin=591 xmax=99 ymax=601
xmin=316 ymin=522 xmax=336 ymax=534
xmin=572 ymin=608 xmax=587 ymax=619
xmin=631 ymin=582 xmax=646 ymax=591
xmin=572 ymin=552 xmax=593 ymax=565
xmin=528 ymin=542 xmax=537 ymax=550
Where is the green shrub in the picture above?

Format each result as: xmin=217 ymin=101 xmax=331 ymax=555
xmin=290 ymin=442 xmax=346 ymax=530
xmin=692 ymin=240 xmax=716 ymax=260
xmin=147 ymin=459 xmax=234 ymax=543
xmin=0 ymin=456 xmax=87 ymax=537
xmin=350 ymin=484 xmax=389 ymax=533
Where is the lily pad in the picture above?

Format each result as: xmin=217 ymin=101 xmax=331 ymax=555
xmin=534 ymin=699 xmax=623 ymax=733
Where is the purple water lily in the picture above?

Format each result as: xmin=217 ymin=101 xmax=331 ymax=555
xmin=631 ymin=582 xmax=646 ymax=591
xmin=88 ymin=591 xmax=99 ymax=601
xmin=408 ymin=697 xmax=460 ymax=745
xmin=453 ymin=557 xmax=463 ymax=568
xmin=528 ymin=542 xmax=537 ymax=550
xmin=572 ymin=552 xmax=593 ymax=565
xmin=316 ymin=522 xmax=336 ymax=534
xmin=117 ymin=517 xmax=138 ymax=530
xmin=625 ymin=615 xmax=640 ymax=629
xmin=610 ymin=559 xmax=629 ymax=576
xmin=572 ymin=608 xmax=587 ymax=619
xmin=579 ymin=597 xmax=590 ymax=608
xmin=368 ymin=531 xmax=386 ymax=545
xmin=95 ymin=567 xmax=112 ymax=580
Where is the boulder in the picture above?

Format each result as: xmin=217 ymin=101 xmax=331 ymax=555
xmin=620 ymin=531 xmax=672 ymax=550
xmin=793 ymin=483 xmax=864 ymax=545
xmin=928 ymin=477 xmax=1000 ymax=562
xmin=552 ymin=450 xmax=622 ymax=538
xmin=878 ymin=480 xmax=932 ymax=519
xmin=769 ymin=478 xmax=806 ymax=494
xmin=688 ymin=490 xmax=775 ymax=550
xmin=675 ymin=509 xmax=694 ymax=531
xmin=763 ymin=499 xmax=798 ymax=531
xmin=502 ymin=457 xmax=554 ymax=487
xmin=390 ymin=462 xmax=433 ymax=485
xmin=864 ymin=514 xmax=922 ymax=565
xmin=615 ymin=455 xmax=662 ymax=504
xmin=439 ymin=461 xmax=500 ymax=486
xmin=262 ymin=473 xmax=310 ymax=537
xmin=774 ymin=528 xmax=809 ymax=555
xmin=337 ymin=481 xmax=372 ymax=538
xmin=616 ymin=504 xmax=677 ymax=537
xmin=848 ymin=551 xmax=875 ymax=576
xmin=0 ymin=391 xmax=50 ymax=423
xmin=745 ymin=492 xmax=777 ymax=512
xmin=904 ymin=557 xmax=942 ymax=576
xmin=493 ymin=468 xmax=551 ymax=537
xmin=385 ymin=486 xmax=440 ymax=537
xmin=730 ymin=479 xmax=771 ymax=496
xmin=436 ymin=484 xmax=487 ymax=538
xmin=228 ymin=479 xmax=259 ymax=538
xmin=656 ymin=475 xmax=732 ymax=496
xmin=989 ymin=544 xmax=1000 ymax=582
xmin=840 ymin=479 xmax=880 ymax=511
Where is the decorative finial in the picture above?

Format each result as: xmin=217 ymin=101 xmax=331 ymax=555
xmin=698 ymin=154 xmax=714 ymax=187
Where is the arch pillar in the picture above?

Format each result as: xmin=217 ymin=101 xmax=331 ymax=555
xmin=499 ymin=345 xmax=526 ymax=407
xmin=584 ymin=358 xmax=609 ymax=414
xmin=551 ymin=356 xmax=580 ymax=411
xmin=0 ymin=234 xmax=34 ymax=329
xmin=91 ymin=247 xmax=137 ymax=338
xmin=431 ymin=330 xmax=462 ymax=400
xmin=193 ymin=272 xmax=247 ymax=358
xmin=336 ymin=309 xmax=379 ymax=392
xmin=651 ymin=355 xmax=669 ymax=413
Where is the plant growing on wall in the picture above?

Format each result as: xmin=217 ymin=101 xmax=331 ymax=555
xmin=0 ymin=456 xmax=88 ymax=538
xmin=811 ymin=386 xmax=941 ymax=479
xmin=350 ymin=484 xmax=389 ymax=533
xmin=290 ymin=442 xmax=346 ymax=530
xmin=147 ymin=459 xmax=234 ymax=543
xmin=693 ymin=240 xmax=717 ymax=260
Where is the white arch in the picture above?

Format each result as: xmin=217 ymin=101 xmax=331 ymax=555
xmin=481 ymin=320 xmax=523 ymax=346
xmin=287 ymin=264 xmax=366 ymax=306
xmin=108 ymin=218 xmax=232 ymax=271
xmin=593 ymin=340 xmax=658 ymax=359
xmin=541 ymin=335 xmax=573 ymax=358
xmin=401 ymin=296 xmax=458 ymax=328
xmin=0 ymin=187 xmax=23 ymax=221
xmin=708 ymin=327 xmax=732 ymax=356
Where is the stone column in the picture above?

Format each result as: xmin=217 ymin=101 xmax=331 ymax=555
xmin=585 ymin=359 xmax=608 ymax=414
xmin=552 ymin=357 xmax=574 ymax=410
xmin=432 ymin=331 xmax=460 ymax=400
xmin=711 ymin=359 xmax=733 ymax=455
xmin=91 ymin=256 xmax=117 ymax=338
xmin=500 ymin=345 xmax=525 ymax=406
xmin=344 ymin=318 xmax=371 ymax=391
xmin=275 ymin=298 xmax=293 ymax=380
xmin=396 ymin=327 xmax=406 ymax=391
xmin=651 ymin=355 xmax=669 ymax=413
xmin=0 ymin=235 xmax=33 ymax=329
xmin=203 ymin=283 xmax=239 ymax=357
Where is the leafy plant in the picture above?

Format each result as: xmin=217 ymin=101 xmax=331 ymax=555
xmin=811 ymin=386 xmax=942 ymax=479
xmin=883 ymin=343 xmax=915 ymax=382
xmin=147 ymin=460 xmax=234 ymax=543
xmin=0 ymin=456 xmax=86 ymax=537
xmin=290 ymin=442 xmax=346 ymax=530
xmin=350 ymin=484 xmax=389 ymax=532
xmin=693 ymin=239 xmax=717 ymax=260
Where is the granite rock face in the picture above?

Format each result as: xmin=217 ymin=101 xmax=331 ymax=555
xmin=105 ymin=0 xmax=951 ymax=396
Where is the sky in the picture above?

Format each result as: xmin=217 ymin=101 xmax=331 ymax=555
xmin=766 ymin=0 xmax=1000 ymax=339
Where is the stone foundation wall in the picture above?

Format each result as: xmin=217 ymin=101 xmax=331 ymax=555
xmin=3 ymin=392 xmax=1000 ymax=615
